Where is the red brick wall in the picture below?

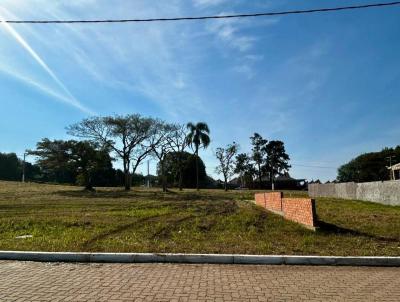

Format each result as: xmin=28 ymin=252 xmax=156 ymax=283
xmin=265 ymin=192 xmax=283 ymax=212
xmin=282 ymin=198 xmax=316 ymax=228
xmin=255 ymin=193 xmax=265 ymax=207
xmin=254 ymin=192 xmax=317 ymax=229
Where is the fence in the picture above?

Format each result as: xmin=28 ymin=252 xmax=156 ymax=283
xmin=308 ymin=181 xmax=400 ymax=206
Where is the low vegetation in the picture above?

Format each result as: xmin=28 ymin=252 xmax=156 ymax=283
xmin=0 ymin=181 xmax=399 ymax=256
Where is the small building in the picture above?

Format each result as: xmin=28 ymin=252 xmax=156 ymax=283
xmin=274 ymin=173 xmax=306 ymax=190
xmin=388 ymin=163 xmax=400 ymax=180
xmin=260 ymin=173 xmax=306 ymax=190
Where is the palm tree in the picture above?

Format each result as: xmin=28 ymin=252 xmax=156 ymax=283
xmin=186 ymin=122 xmax=210 ymax=190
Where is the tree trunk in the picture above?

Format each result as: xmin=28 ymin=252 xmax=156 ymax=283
xmin=270 ymin=169 xmax=274 ymax=191
xmin=195 ymin=149 xmax=199 ymax=191
xmin=124 ymin=172 xmax=131 ymax=191
xmin=123 ymin=158 xmax=131 ymax=191
xmin=178 ymin=155 xmax=183 ymax=191
xmin=179 ymin=168 xmax=183 ymax=191
xmin=161 ymin=158 xmax=167 ymax=192
xmin=224 ymin=176 xmax=228 ymax=191
xmin=84 ymin=172 xmax=94 ymax=191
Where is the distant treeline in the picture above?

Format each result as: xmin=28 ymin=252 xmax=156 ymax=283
xmin=0 ymin=150 xmax=143 ymax=186
xmin=1 ymin=113 xmax=296 ymax=191
xmin=0 ymin=148 xmax=209 ymax=189
xmin=337 ymin=146 xmax=400 ymax=182
xmin=0 ymin=153 xmax=39 ymax=182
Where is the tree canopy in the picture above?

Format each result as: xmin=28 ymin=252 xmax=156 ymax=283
xmin=215 ymin=142 xmax=239 ymax=191
xmin=67 ymin=114 xmax=163 ymax=190
xmin=250 ymin=133 xmax=268 ymax=186
xmin=158 ymin=151 xmax=207 ymax=188
xmin=337 ymin=146 xmax=400 ymax=182
xmin=0 ymin=152 xmax=22 ymax=181
xmin=186 ymin=122 xmax=210 ymax=190
xmin=28 ymin=139 xmax=114 ymax=189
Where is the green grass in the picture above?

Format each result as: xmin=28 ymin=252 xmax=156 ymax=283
xmin=0 ymin=181 xmax=399 ymax=256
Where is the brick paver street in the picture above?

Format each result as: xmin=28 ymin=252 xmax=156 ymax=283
xmin=0 ymin=261 xmax=399 ymax=301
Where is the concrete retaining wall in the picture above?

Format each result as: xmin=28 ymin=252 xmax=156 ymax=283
xmin=308 ymin=181 xmax=400 ymax=206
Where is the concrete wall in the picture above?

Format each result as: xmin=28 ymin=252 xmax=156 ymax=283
xmin=254 ymin=192 xmax=317 ymax=230
xmin=308 ymin=181 xmax=400 ymax=206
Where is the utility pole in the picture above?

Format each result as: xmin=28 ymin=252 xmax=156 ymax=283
xmin=387 ymin=155 xmax=396 ymax=180
xmin=271 ymin=159 xmax=274 ymax=191
xmin=147 ymin=160 xmax=150 ymax=188
xmin=21 ymin=152 xmax=27 ymax=183
xmin=271 ymin=174 xmax=274 ymax=191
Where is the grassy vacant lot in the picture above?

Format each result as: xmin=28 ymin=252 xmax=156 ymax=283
xmin=0 ymin=181 xmax=399 ymax=256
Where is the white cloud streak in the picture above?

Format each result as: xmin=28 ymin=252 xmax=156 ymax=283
xmin=0 ymin=0 xmax=208 ymax=119
xmin=0 ymin=7 xmax=92 ymax=114
xmin=193 ymin=0 xmax=229 ymax=8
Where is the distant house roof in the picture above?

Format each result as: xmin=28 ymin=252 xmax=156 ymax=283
xmin=388 ymin=163 xmax=400 ymax=171
xmin=275 ymin=175 xmax=305 ymax=182
xmin=228 ymin=177 xmax=240 ymax=185
xmin=260 ymin=173 xmax=305 ymax=182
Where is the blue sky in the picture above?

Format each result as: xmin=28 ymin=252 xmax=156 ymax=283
xmin=0 ymin=0 xmax=399 ymax=181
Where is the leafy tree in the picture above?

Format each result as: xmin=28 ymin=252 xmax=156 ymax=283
xmin=250 ymin=133 xmax=268 ymax=187
xmin=23 ymin=161 xmax=41 ymax=181
xmin=0 ymin=152 xmax=21 ymax=181
xmin=166 ymin=124 xmax=189 ymax=191
xmin=186 ymin=122 xmax=210 ymax=191
xmin=337 ymin=146 xmax=400 ymax=182
xmin=67 ymin=114 xmax=163 ymax=190
xmin=28 ymin=139 xmax=75 ymax=183
xmin=215 ymin=142 xmax=239 ymax=191
xmin=234 ymin=153 xmax=255 ymax=188
xmin=265 ymin=140 xmax=291 ymax=188
xmin=69 ymin=141 xmax=113 ymax=190
xmin=0 ymin=152 xmax=42 ymax=182
xmin=158 ymin=151 xmax=207 ymax=188
xmin=28 ymin=139 xmax=113 ymax=190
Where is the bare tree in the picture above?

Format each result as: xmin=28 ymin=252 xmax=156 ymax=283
xmin=151 ymin=122 xmax=175 ymax=192
xmin=67 ymin=114 xmax=161 ymax=191
xmin=215 ymin=142 xmax=239 ymax=191
xmin=166 ymin=124 xmax=189 ymax=191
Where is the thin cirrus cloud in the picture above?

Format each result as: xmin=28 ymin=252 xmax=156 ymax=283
xmin=0 ymin=1 xmax=207 ymax=119
xmin=0 ymin=67 xmax=90 ymax=113
xmin=206 ymin=14 xmax=257 ymax=52
xmin=0 ymin=7 xmax=93 ymax=114
xmin=193 ymin=0 xmax=229 ymax=8
xmin=0 ymin=1 xmax=273 ymax=118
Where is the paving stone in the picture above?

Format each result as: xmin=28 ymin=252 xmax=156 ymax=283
xmin=0 ymin=261 xmax=399 ymax=301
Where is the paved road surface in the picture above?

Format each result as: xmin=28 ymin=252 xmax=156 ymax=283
xmin=0 ymin=261 xmax=399 ymax=301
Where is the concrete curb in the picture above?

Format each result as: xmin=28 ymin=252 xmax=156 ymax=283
xmin=1 ymin=251 xmax=400 ymax=266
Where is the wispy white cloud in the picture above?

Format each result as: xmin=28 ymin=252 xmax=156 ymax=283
xmin=233 ymin=64 xmax=254 ymax=79
xmin=0 ymin=1 xmax=208 ymax=119
xmin=206 ymin=16 xmax=256 ymax=52
xmin=205 ymin=14 xmax=278 ymax=80
xmin=244 ymin=54 xmax=264 ymax=61
xmin=193 ymin=0 xmax=229 ymax=8
xmin=0 ymin=6 xmax=92 ymax=114
xmin=0 ymin=67 xmax=93 ymax=114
